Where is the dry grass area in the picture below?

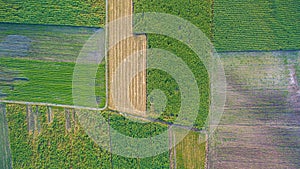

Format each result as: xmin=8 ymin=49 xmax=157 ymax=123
xmin=107 ymin=0 xmax=147 ymax=115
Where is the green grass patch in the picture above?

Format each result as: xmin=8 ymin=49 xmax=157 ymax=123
xmin=213 ymin=0 xmax=300 ymax=51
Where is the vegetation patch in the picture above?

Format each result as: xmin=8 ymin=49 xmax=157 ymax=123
xmin=213 ymin=0 xmax=300 ymax=51
xmin=5 ymin=105 xmax=170 ymax=168
xmin=0 ymin=0 xmax=105 ymax=27
xmin=174 ymin=131 xmax=206 ymax=169
xmin=0 ymin=57 xmax=106 ymax=107
xmin=133 ymin=0 xmax=212 ymax=129
xmin=0 ymin=23 xmax=106 ymax=107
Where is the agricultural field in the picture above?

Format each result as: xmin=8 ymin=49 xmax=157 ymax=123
xmin=133 ymin=0 xmax=213 ymax=39
xmin=295 ymin=54 xmax=300 ymax=81
xmin=5 ymin=104 xmax=171 ymax=168
xmin=0 ymin=23 xmax=106 ymax=107
xmin=171 ymin=131 xmax=206 ymax=169
xmin=107 ymin=0 xmax=147 ymax=114
xmin=0 ymin=0 xmax=212 ymax=127
xmin=133 ymin=0 xmax=212 ymax=129
xmin=0 ymin=104 xmax=11 ymax=168
xmin=4 ymin=103 xmax=207 ymax=168
xmin=220 ymin=52 xmax=288 ymax=90
xmin=213 ymin=0 xmax=300 ymax=51
xmin=208 ymin=51 xmax=300 ymax=168
xmin=0 ymin=0 xmax=105 ymax=27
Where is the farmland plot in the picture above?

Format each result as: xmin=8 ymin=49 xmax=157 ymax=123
xmin=5 ymin=104 xmax=170 ymax=168
xmin=208 ymin=51 xmax=300 ymax=168
xmin=213 ymin=0 xmax=300 ymax=51
xmin=0 ymin=104 xmax=12 ymax=169
xmin=107 ymin=0 xmax=147 ymax=115
xmin=0 ymin=23 xmax=106 ymax=107
xmin=0 ymin=0 xmax=106 ymax=27
xmin=133 ymin=0 xmax=211 ymax=128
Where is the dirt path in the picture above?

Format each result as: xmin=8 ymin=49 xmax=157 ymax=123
xmin=208 ymin=52 xmax=300 ymax=168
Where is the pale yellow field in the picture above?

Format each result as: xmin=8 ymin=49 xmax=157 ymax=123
xmin=107 ymin=0 xmax=147 ymax=115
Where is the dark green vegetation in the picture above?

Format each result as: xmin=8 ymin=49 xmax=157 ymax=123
xmin=213 ymin=0 xmax=300 ymax=51
xmin=108 ymin=112 xmax=170 ymax=168
xmin=0 ymin=0 xmax=105 ymax=27
xmin=0 ymin=104 xmax=12 ymax=169
xmin=0 ymin=23 xmax=106 ymax=107
xmin=134 ymin=0 xmax=212 ymax=128
xmin=146 ymin=35 xmax=210 ymax=128
xmin=5 ymin=104 xmax=170 ymax=168
xmin=133 ymin=0 xmax=213 ymax=38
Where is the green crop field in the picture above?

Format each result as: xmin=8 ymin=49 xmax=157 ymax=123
xmin=0 ymin=57 xmax=106 ymax=107
xmin=1 ymin=0 xmax=212 ymax=128
xmin=213 ymin=0 xmax=300 ymax=52
xmin=0 ymin=0 xmax=105 ymax=27
xmin=5 ymin=105 xmax=170 ymax=168
xmin=1 ymin=0 xmax=212 ymax=168
xmin=0 ymin=23 xmax=106 ymax=107
xmin=134 ymin=0 xmax=212 ymax=129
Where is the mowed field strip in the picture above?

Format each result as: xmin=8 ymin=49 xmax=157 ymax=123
xmin=107 ymin=0 xmax=147 ymax=115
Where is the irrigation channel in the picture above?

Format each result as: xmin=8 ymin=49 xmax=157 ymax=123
xmin=208 ymin=50 xmax=300 ymax=168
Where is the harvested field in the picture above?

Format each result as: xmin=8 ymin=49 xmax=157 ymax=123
xmin=208 ymin=51 xmax=300 ymax=168
xmin=107 ymin=0 xmax=147 ymax=115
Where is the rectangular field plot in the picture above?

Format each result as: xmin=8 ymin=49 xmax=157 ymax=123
xmin=0 ymin=0 xmax=105 ymax=27
xmin=5 ymin=106 xmax=172 ymax=168
xmin=170 ymin=131 xmax=206 ymax=169
xmin=213 ymin=0 xmax=300 ymax=51
xmin=0 ymin=23 xmax=106 ymax=107
xmin=208 ymin=51 xmax=300 ymax=168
